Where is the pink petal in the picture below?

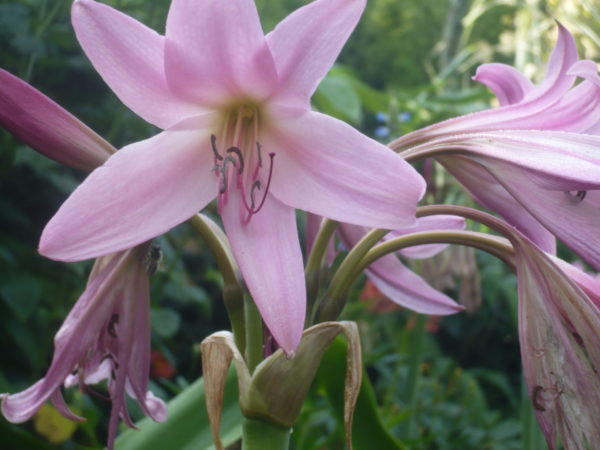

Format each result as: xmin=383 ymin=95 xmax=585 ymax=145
xmin=337 ymin=224 xmax=462 ymax=315
xmin=515 ymin=237 xmax=600 ymax=448
xmin=221 ymin=191 xmax=305 ymax=354
xmin=472 ymin=63 xmax=534 ymax=106
xmin=267 ymin=0 xmax=366 ymax=108
xmin=164 ymin=0 xmax=277 ymax=106
xmin=40 ymin=129 xmax=218 ymax=261
xmin=488 ymin=159 xmax=600 ymax=271
xmin=439 ymin=155 xmax=556 ymax=253
xmin=72 ymin=0 xmax=198 ymax=129
xmin=367 ymin=263 xmax=463 ymax=315
xmin=567 ymin=59 xmax=600 ymax=85
xmin=395 ymin=23 xmax=578 ymax=144
xmin=0 ymin=69 xmax=112 ymax=171
xmin=267 ymin=109 xmax=425 ymax=229
xmin=387 ymin=215 xmax=465 ymax=259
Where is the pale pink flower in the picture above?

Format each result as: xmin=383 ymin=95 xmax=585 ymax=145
xmin=0 ymin=245 xmax=166 ymax=450
xmin=39 ymin=0 xmax=425 ymax=353
xmin=391 ymin=23 xmax=600 ymax=270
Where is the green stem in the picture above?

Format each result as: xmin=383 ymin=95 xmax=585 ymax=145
xmin=314 ymin=228 xmax=389 ymax=323
xmin=242 ymin=418 xmax=291 ymax=450
xmin=399 ymin=314 xmax=427 ymax=439
xmin=305 ymin=219 xmax=338 ymax=324
xmin=244 ymin=297 xmax=263 ymax=373
xmin=188 ymin=214 xmax=246 ymax=353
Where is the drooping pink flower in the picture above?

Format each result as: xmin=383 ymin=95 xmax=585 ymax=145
xmin=513 ymin=235 xmax=600 ymax=449
xmin=38 ymin=0 xmax=425 ymax=353
xmin=390 ymin=23 xmax=600 ymax=270
xmin=336 ymin=215 xmax=466 ymax=315
xmin=0 ymin=245 xmax=166 ymax=450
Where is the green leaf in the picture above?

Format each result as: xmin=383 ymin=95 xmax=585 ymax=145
xmin=315 ymin=73 xmax=362 ymax=124
xmin=316 ymin=337 xmax=407 ymax=450
xmin=117 ymin=370 xmax=243 ymax=450
xmin=151 ymin=307 xmax=181 ymax=338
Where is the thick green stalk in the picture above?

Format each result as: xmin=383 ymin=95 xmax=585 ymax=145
xmin=314 ymin=228 xmax=389 ymax=323
xmin=244 ymin=297 xmax=263 ymax=373
xmin=242 ymin=418 xmax=291 ymax=450
xmin=305 ymin=218 xmax=338 ymax=324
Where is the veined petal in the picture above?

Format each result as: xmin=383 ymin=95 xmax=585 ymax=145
xmin=267 ymin=0 xmax=366 ymax=108
xmin=515 ymin=237 xmax=600 ymax=448
xmin=165 ymin=0 xmax=277 ymax=105
xmin=488 ymin=160 xmax=600 ymax=271
xmin=0 ymin=69 xmax=112 ymax=171
xmin=267 ymin=109 xmax=425 ymax=229
xmin=40 ymin=128 xmax=218 ymax=261
xmin=72 ymin=0 xmax=199 ymax=129
xmin=439 ymin=155 xmax=556 ymax=253
xmin=392 ymin=23 xmax=578 ymax=146
xmin=221 ymin=191 xmax=305 ymax=354
xmin=390 ymin=215 xmax=466 ymax=259
xmin=367 ymin=263 xmax=463 ymax=315
xmin=473 ymin=63 xmax=534 ymax=106
xmin=567 ymin=59 xmax=600 ymax=85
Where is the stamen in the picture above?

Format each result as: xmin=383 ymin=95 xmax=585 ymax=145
xmin=566 ymin=190 xmax=587 ymax=204
xmin=226 ymin=147 xmax=245 ymax=174
xmin=211 ymin=134 xmax=223 ymax=161
xmin=242 ymin=152 xmax=275 ymax=223
xmin=85 ymin=386 xmax=111 ymax=401
xmin=107 ymin=314 xmax=119 ymax=338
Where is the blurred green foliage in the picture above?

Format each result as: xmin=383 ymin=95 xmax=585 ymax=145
xmin=0 ymin=0 xmax=597 ymax=448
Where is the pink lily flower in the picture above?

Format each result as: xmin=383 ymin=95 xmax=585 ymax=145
xmin=0 ymin=245 xmax=167 ymax=450
xmin=39 ymin=0 xmax=425 ymax=353
xmin=391 ymin=23 xmax=600 ymax=269
xmin=514 ymin=235 xmax=600 ymax=449
xmin=336 ymin=215 xmax=466 ymax=315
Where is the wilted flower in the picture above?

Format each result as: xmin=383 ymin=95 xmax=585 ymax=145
xmin=39 ymin=0 xmax=425 ymax=353
xmin=0 ymin=245 xmax=166 ymax=450
xmin=514 ymin=235 xmax=600 ymax=449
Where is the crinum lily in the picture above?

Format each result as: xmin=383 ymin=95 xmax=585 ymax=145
xmin=39 ymin=0 xmax=425 ymax=353
xmin=0 ymin=70 xmax=165 ymax=449
xmin=391 ymin=23 xmax=600 ymax=270
xmin=1 ymin=245 xmax=167 ymax=450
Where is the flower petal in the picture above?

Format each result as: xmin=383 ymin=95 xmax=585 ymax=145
xmin=515 ymin=236 xmax=600 ymax=448
xmin=439 ymin=155 xmax=556 ymax=253
xmin=0 ymin=69 xmax=112 ymax=171
xmin=337 ymin=223 xmax=462 ymax=315
xmin=392 ymin=23 xmax=578 ymax=146
xmin=267 ymin=109 xmax=425 ymax=229
xmin=472 ymin=63 xmax=534 ymax=106
xmin=164 ymin=0 xmax=277 ymax=105
xmin=487 ymin=159 xmax=600 ymax=271
xmin=267 ymin=0 xmax=366 ymax=107
xmin=72 ymin=0 xmax=198 ymax=129
xmin=221 ymin=191 xmax=305 ymax=354
xmin=367 ymin=262 xmax=463 ymax=315
xmin=40 ymin=128 xmax=217 ymax=261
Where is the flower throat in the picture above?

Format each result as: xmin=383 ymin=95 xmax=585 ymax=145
xmin=211 ymin=104 xmax=275 ymax=225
